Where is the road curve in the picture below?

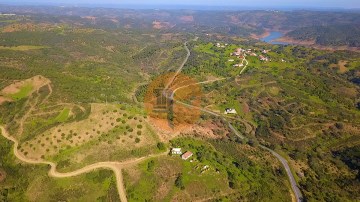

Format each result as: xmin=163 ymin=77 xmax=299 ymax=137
xmin=165 ymin=37 xmax=197 ymax=90
xmin=168 ymin=42 xmax=303 ymax=202
xmin=0 ymin=125 xmax=166 ymax=202
xmin=260 ymin=145 xmax=303 ymax=202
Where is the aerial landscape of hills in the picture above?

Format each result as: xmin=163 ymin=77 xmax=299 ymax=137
xmin=0 ymin=1 xmax=359 ymax=202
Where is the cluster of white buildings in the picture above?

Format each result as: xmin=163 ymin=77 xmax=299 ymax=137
xmin=259 ymin=55 xmax=269 ymax=62
xmin=216 ymin=43 xmax=228 ymax=48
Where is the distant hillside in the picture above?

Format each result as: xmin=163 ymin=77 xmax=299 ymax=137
xmin=285 ymin=25 xmax=360 ymax=47
xmin=1 ymin=6 xmax=360 ymax=41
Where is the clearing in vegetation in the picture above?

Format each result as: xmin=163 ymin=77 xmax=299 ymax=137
xmin=0 ymin=75 xmax=50 ymax=102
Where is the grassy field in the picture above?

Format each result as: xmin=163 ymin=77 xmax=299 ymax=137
xmin=53 ymin=107 xmax=70 ymax=123
xmin=124 ymin=137 xmax=291 ymax=202
xmin=8 ymin=83 xmax=33 ymax=100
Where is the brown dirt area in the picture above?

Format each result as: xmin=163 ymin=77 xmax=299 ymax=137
xmin=1 ymin=75 xmax=50 ymax=95
xmin=243 ymin=102 xmax=250 ymax=113
xmin=229 ymin=15 xmax=240 ymax=24
xmin=179 ymin=16 xmax=194 ymax=23
xmin=83 ymin=16 xmax=97 ymax=21
xmin=154 ymin=158 xmax=182 ymax=200
xmin=148 ymin=117 xmax=225 ymax=142
xmin=335 ymin=87 xmax=357 ymax=98
xmin=0 ymin=169 xmax=6 ymax=182
xmin=152 ymin=21 xmax=171 ymax=29
xmin=338 ymin=60 xmax=348 ymax=73
xmin=0 ymin=96 xmax=12 ymax=105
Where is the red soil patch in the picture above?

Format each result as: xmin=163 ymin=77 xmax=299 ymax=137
xmin=0 ymin=169 xmax=6 ymax=182
xmin=179 ymin=15 xmax=194 ymax=23
xmin=152 ymin=21 xmax=171 ymax=29
xmin=229 ymin=15 xmax=240 ymax=24
xmin=83 ymin=16 xmax=97 ymax=21
xmin=0 ymin=96 xmax=11 ymax=105
xmin=144 ymin=72 xmax=202 ymax=132
xmin=243 ymin=102 xmax=250 ymax=114
xmin=338 ymin=60 xmax=348 ymax=73
xmin=1 ymin=75 xmax=49 ymax=95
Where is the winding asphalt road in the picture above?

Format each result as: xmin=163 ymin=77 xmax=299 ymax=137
xmin=1 ymin=38 xmax=302 ymax=202
xmin=168 ymin=41 xmax=303 ymax=202
xmin=260 ymin=145 xmax=303 ymax=202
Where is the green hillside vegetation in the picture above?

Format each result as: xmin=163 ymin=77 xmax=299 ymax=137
xmin=0 ymin=132 xmax=119 ymax=202
xmin=124 ymin=137 xmax=291 ymax=202
xmin=286 ymin=25 xmax=360 ymax=47
xmin=0 ymin=8 xmax=359 ymax=202
xmin=182 ymin=40 xmax=360 ymax=201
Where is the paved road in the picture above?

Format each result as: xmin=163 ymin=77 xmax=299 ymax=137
xmin=168 ymin=43 xmax=303 ymax=202
xmin=260 ymin=145 xmax=304 ymax=202
xmin=165 ymin=39 xmax=194 ymax=90
xmin=226 ymin=123 xmax=303 ymax=202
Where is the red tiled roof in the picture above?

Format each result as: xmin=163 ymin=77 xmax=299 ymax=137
xmin=182 ymin=151 xmax=193 ymax=159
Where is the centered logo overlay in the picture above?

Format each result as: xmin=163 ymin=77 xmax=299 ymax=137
xmin=144 ymin=72 xmax=202 ymax=132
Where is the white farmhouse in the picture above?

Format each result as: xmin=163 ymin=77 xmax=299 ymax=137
xmin=171 ymin=148 xmax=182 ymax=155
xmin=224 ymin=108 xmax=237 ymax=114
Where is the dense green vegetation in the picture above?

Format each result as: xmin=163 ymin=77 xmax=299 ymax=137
xmin=286 ymin=25 xmax=360 ymax=47
xmin=124 ymin=137 xmax=291 ymax=202
xmin=181 ymin=38 xmax=360 ymax=201
xmin=0 ymin=6 xmax=359 ymax=202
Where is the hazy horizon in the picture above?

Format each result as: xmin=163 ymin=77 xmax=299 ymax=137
xmin=1 ymin=0 xmax=360 ymax=9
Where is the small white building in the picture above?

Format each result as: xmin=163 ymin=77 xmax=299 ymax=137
xmin=172 ymin=148 xmax=182 ymax=155
xmin=228 ymin=59 xmax=234 ymax=62
xmin=224 ymin=108 xmax=237 ymax=114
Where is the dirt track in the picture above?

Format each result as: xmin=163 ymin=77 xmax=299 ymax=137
xmin=1 ymin=125 xmax=167 ymax=202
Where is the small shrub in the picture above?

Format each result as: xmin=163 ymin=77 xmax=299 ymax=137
xmin=157 ymin=142 xmax=166 ymax=151
xmin=175 ymin=173 xmax=185 ymax=189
